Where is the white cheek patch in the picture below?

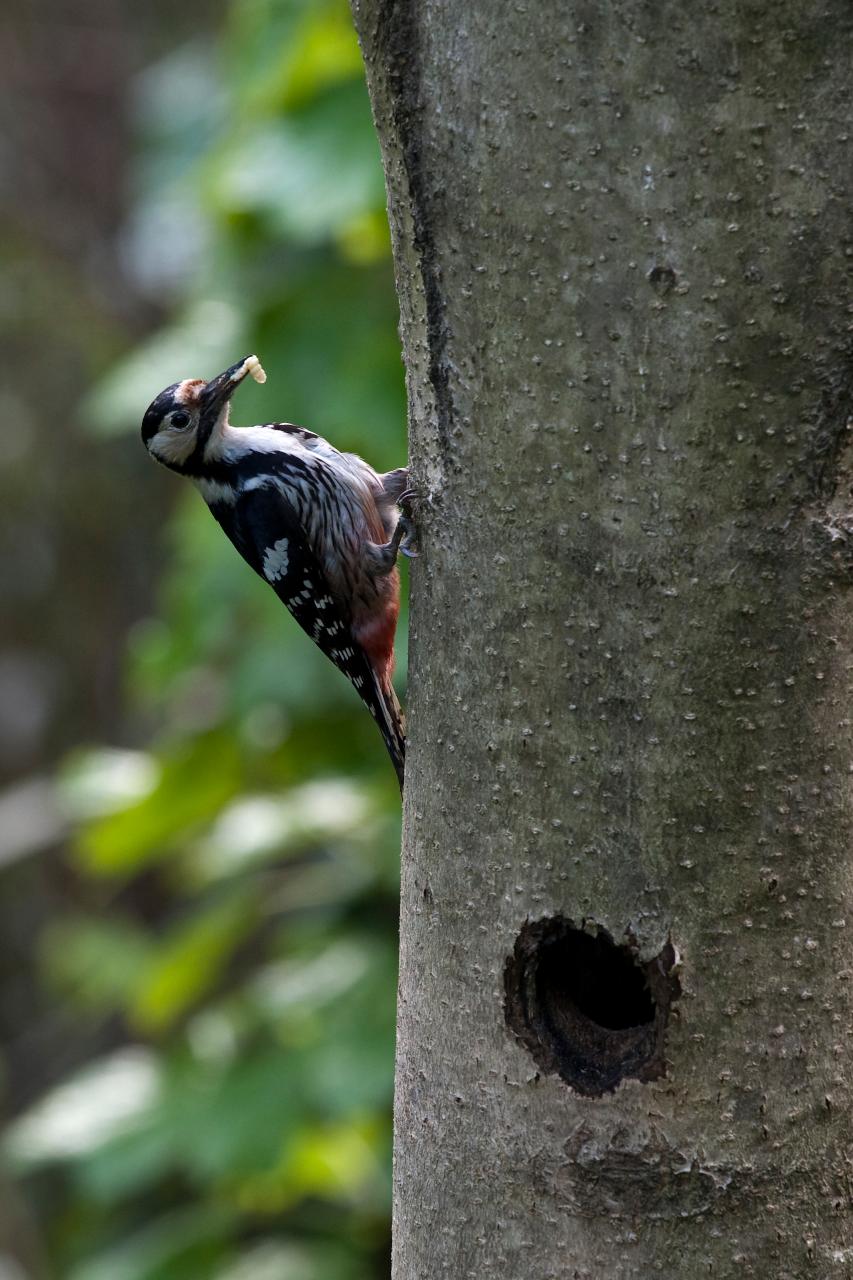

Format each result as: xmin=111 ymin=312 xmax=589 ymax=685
xmin=151 ymin=429 xmax=197 ymax=468
xmin=263 ymin=538 xmax=290 ymax=581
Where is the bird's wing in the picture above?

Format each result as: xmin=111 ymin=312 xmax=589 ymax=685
xmin=225 ymin=484 xmax=405 ymax=786
xmin=267 ymin=422 xmax=318 ymax=442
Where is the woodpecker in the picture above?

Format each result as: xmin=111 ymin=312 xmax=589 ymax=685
xmin=141 ymin=355 xmax=414 ymax=791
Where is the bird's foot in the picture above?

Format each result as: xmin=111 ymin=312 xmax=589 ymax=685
xmin=365 ymin=490 xmax=421 ymax=575
xmin=396 ymin=489 xmax=420 ymax=558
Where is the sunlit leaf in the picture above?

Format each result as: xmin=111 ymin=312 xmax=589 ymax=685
xmin=336 ymin=209 xmax=392 ymax=265
xmin=76 ymin=732 xmax=245 ymax=875
xmin=280 ymin=1116 xmax=386 ymax=1204
xmin=59 ymin=749 xmax=161 ymax=821
xmin=213 ymin=1239 xmax=365 ymax=1280
xmin=249 ymin=939 xmax=372 ymax=1019
xmin=192 ymin=780 xmax=372 ymax=880
xmin=6 ymin=1049 xmax=161 ymax=1166
xmin=279 ymin=5 xmax=365 ymax=109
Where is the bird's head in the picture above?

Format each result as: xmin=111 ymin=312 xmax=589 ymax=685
xmin=141 ymin=354 xmax=266 ymax=473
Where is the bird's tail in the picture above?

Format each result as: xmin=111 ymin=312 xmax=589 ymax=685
xmin=370 ymin=671 xmax=406 ymax=794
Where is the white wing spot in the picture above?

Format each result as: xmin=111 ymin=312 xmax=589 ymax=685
xmin=263 ymin=538 xmax=290 ymax=582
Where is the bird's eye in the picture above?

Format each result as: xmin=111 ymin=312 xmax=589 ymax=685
xmin=171 ymin=410 xmax=191 ymax=429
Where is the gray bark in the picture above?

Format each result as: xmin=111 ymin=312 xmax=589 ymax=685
xmin=351 ymin=0 xmax=853 ymax=1274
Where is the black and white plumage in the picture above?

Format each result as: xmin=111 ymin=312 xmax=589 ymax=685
xmin=141 ymin=355 xmax=413 ymax=791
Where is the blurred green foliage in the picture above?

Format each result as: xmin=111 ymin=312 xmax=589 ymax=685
xmin=5 ymin=1 xmax=405 ymax=1276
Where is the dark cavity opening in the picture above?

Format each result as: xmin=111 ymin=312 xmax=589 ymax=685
xmin=504 ymin=917 xmax=680 ymax=1097
xmin=538 ymin=927 xmax=655 ymax=1031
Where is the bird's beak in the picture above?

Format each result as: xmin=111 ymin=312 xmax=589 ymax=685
xmin=200 ymin=354 xmax=266 ymax=420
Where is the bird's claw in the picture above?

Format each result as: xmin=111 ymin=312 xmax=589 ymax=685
xmin=400 ymin=521 xmax=419 ymax=558
xmin=396 ymin=490 xmax=420 ymax=557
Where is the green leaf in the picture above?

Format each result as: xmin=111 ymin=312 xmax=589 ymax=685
xmin=279 ymin=5 xmax=366 ymax=109
xmin=67 ymin=1204 xmax=236 ymax=1280
xmin=76 ymin=733 xmax=244 ymax=875
xmin=209 ymin=83 xmax=386 ymax=242
xmin=42 ymin=918 xmax=154 ymax=1011
xmin=35 ymin=0 xmax=407 ymax=1273
xmin=278 ymin=1115 xmax=387 ymax=1206
xmin=131 ymin=895 xmax=255 ymax=1032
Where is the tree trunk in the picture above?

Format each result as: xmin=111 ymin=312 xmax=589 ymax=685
xmin=351 ymin=1 xmax=853 ymax=1274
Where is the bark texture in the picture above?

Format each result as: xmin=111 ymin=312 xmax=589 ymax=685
xmin=350 ymin=1 xmax=853 ymax=1274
